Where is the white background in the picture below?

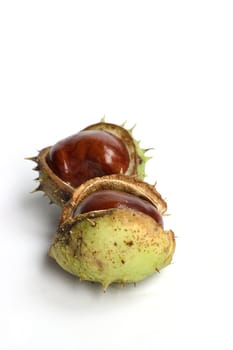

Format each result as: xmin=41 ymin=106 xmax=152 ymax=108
xmin=1 ymin=1 xmax=233 ymax=349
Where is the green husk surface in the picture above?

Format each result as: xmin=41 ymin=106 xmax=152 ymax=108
xmin=49 ymin=208 xmax=175 ymax=289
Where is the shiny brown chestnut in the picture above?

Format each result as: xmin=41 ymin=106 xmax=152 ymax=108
xmin=73 ymin=190 xmax=164 ymax=227
xmin=28 ymin=120 xmax=150 ymax=206
xmin=46 ymin=130 xmax=130 ymax=188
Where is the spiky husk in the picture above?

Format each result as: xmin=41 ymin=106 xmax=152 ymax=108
xmin=49 ymin=174 xmax=175 ymax=289
xmin=27 ymin=149 xmax=73 ymax=206
xmin=49 ymin=209 xmax=175 ymax=289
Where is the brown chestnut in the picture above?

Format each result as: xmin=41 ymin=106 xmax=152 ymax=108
xmin=74 ymin=190 xmax=163 ymax=227
xmin=47 ymin=130 xmax=130 ymax=188
xmin=29 ymin=120 xmax=150 ymax=206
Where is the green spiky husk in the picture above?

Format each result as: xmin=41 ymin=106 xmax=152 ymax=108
xmin=133 ymin=139 xmax=151 ymax=180
xmin=49 ymin=174 xmax=175 ymax=289
xmin=49 ymin=208 xmax=175 ymax=289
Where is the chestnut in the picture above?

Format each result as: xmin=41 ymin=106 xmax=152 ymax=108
xmin=73 ymin=190 xmax=164 ymax=227
xmin=29 ymin=120 xmax=150 ymax=206
xmin=46 ymin=130 xmax=130 ymax=188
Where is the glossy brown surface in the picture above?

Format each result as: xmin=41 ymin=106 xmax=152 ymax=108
xmin=74 ymin=190 xmax=164 ymax=226
xmin=47 ymin=130 xmax=130 ymax=187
